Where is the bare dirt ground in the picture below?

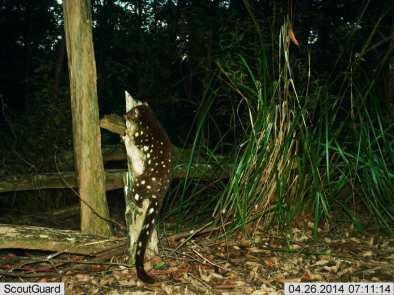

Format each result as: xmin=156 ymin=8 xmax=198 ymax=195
xmin=0 ymin=222 xmax=393 ymax=294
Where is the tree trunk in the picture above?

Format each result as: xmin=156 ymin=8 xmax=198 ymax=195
xmin=63 ymin=0 xmax=112 ymax=236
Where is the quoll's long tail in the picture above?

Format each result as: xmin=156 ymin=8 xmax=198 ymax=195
xmin=135 ymin=200 xmax=160 ymax=284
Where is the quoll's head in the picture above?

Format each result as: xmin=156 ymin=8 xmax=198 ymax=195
xmin=126 ymin=103 xmax=148 ymax=125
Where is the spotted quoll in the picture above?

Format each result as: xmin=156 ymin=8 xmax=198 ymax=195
xmin=125 ymin=102 xmax=172 ymax=284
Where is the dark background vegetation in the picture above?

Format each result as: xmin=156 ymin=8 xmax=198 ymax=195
xmin=0 ymin=0 xmax=393 ymax=232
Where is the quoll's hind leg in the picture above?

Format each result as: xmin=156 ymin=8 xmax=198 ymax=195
xmin=129 ymin=182 xmax=147 ymax=207
xmin=130 ymin=189 xmax=142 ymax=206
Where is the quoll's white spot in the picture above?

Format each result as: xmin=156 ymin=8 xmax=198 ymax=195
xmin=137 ymin=250 xmax=141 ymax=255
xmin=146 ymin=230 xmax=150 ymax=235
xmin=148 ymin=159 xmax=151 ymax=164
xmin=138 ymin=241 xmax=142 ymax=247
xmin=151 ymin=219 xmax=155 ymax=224
xmin=143 ymin=146 xmax=149 ymax=151
xmin=150 ymin=168 xmax=154 ymax=171
xmin=146 ymin=153 xmax=151 ymax=158
xmin=155 ymin=162 xmax=158 ymax=166
xmin=162 ymin=164 xmax=166 ymax=168
xmin=141 ymin=180 xmax=145 ymax=185
xmin=135 ymin=132 xmax=139 ymax=137
xmin=140 ymin=131 xmax=144 ymax=135
xmin=148 ymin=207 xmax=154 ymax=214
xmin=152 ymin=195 xmax=157 ymax=199
xmin=160 ymin=142 xmax=164 ymax=145
xmin=147 ymin=185 xmax=151 ymax=189
xmin=160 ymin=161 xmax=164 ymax=164
xmin=159 ymin=150 xmax=163 ymax=154
xmin=134 ymin=193 xmax=140 ymax=201
xmin=152 ymin=177 xmax=156 ymax=181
